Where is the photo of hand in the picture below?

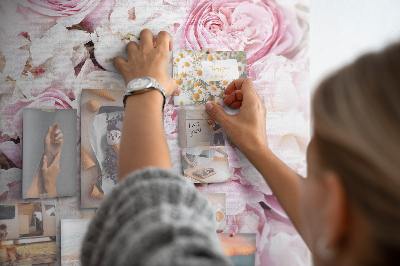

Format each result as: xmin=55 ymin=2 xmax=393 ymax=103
xmin=26 ymin=124 xmax=63 ymax=198
xmin=44 ymin=124 xmax=63 ymax=164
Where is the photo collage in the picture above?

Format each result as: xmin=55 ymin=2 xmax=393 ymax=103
xmin=174 ymin=49 xmax=256 ymax=266
xmin=0 ymin=50 xmax=255 ymax=266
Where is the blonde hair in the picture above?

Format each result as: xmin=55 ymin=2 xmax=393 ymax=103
xmin=312 ymin=43 xmax=400 ymax=263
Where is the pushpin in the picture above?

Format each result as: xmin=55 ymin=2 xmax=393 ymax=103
xmin=230 ymin=232 xmax=235 ymax=237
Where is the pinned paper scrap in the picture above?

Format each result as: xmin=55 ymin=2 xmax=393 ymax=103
xmin=41 ymin=106 xmax=55 ymax=112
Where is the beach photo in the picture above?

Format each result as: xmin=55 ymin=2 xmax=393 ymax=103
xmin=219 ymin=233 xmax=257 ymax=266
xmin=61 ymin=219 xmax=92 ymax=265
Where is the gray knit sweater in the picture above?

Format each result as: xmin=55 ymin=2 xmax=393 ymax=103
xmin=81 ymin=167 xmax=232 ymax=266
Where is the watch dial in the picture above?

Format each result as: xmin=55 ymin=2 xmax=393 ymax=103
xmin=133 ymin=77 xmax=150 ymax=89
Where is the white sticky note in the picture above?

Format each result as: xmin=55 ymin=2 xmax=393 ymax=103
xmin=199 ymin=59 xmax=239 ymax=82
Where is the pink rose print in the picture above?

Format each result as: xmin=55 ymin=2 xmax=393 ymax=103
xmin=180 ymin=0 xmax=303 ymax=66
xmin=17 ymin=0 xmax=103 ymax=27
xmin=80 ymin=0 xmax=116 ymax=32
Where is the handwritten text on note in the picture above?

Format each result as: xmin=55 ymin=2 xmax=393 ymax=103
xmin=199 ymin=59 xmax=239 ymax=82
xmin=188 ymin=121 xmax=202 ymax=138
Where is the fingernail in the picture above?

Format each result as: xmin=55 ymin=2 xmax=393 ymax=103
xmin=205 ymin=102 xmax=214 ymax=111
xmin=177 ymin=85 xmax=182 ymax=94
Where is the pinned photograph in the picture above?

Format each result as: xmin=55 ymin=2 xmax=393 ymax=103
xmin=22 ymin=108 xmax=77 ymax=199
xmin=173 ymin=49 xmax=247 ymax=106
xmin=179 ymin=109 xmax=226 ymax=148
xmin=0 ymin=202 xmax=57 ymax=265
xmin=219 ymin=233 xmax=256 ymax=266
xmin=205 ymin=193 xmax=227 ymax=231
xmin=181 ymin=146 xmax=230 ymax=183
xmin=61 ymin=219 xmax=92 ymax=265
xmin=80 ymin=89 xmax=125 ymax=208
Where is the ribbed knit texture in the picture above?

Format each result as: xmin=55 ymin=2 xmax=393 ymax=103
xmin=81 ymin=167 xmax=232 ymax=266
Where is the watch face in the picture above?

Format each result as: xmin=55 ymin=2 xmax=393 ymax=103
xmin=130 ymin=77 xmax=151 ymax=90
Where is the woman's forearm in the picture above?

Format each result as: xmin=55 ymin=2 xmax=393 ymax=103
xmin=118 ymin=90 xmax=172 ymax=181
xmin=26 ymin=155 xmax=46 ymax=198
xmin=204 ymin=78 xmax=309 ymax=245
xmin=182 ymin=155 xmax=191 ymax=164
xmin=241 ymin=144 xmax=307 ymax=244
xmin=26 ymin=168 xmax=41 ymax=198
xmin=113 ymin=30 xmax=178 ymax=181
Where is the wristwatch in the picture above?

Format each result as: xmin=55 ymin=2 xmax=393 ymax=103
xmin=123 ymin=77 xmax=166 ymax=110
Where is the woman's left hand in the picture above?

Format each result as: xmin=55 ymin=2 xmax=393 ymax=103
xmin=113 ymin=29 xmax=180 ymax=97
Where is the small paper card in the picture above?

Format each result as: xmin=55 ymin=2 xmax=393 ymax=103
xmin=205 ymin=193 xmax=227 ymax=231
xmin=179 ymin=108 xmax=226 ymax=148
xmin=181 ymin=146 xmax=231 ymax=183
xmin=173 ymin=49 xmax=247 ymax=106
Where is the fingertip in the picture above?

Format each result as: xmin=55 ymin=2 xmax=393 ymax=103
xmin=205 ymin=102 xmax=214 ymax=112
xmin=223 ymin=94 xmax=234 ymax=105
xmin=113 ymin=56 xmax=127 ymax=69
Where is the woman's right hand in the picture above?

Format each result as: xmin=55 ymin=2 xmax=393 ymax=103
xmin=41 ymin=152 xmax=61 ymax=197
xmin=205 ymin=78 xmax=268 ymax=155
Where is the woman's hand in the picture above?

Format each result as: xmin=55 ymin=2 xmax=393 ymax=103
xmin=205 ymin=78 xmax=268 ymax=155
xmin=113 ymin=29 xmax=180 ymax=97
xmin=41 ymin=152 xmax=61 ymax=197
xmin=44 ymin=124 xmax=63 ymax=166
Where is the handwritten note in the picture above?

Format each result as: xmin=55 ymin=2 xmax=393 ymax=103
xmin=199 ymin=59 xmax=239 ymax=82
xmin=188 ymin=121 xmax=202 ymax=138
